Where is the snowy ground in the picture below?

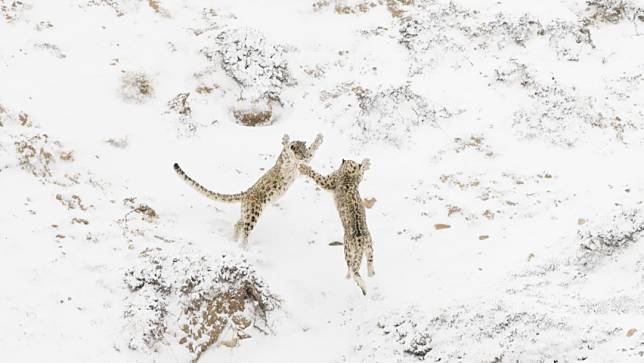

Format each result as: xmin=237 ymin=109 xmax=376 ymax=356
xmin=2 ymin=0 xmax=644 ymax=361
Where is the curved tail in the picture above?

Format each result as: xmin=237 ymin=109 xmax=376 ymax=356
xmin=173 ymin=163 xmax=245 ymax=203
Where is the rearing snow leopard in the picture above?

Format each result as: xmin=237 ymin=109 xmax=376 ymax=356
xmin=299 ymin=158 xmax=374 ymax=295
xmin=174 ymin=134 xmax=323 ymax=247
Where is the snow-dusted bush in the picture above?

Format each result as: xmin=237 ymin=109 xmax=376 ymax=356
xmin=319 ymin=82 xmax=448 ymax=147
xmin=321 ymin=84 xmax=450 ymax=147
xmin=364 ymin=303 xmax=623 ymax=362
xmin=165 ymin=92 xmax=199 ymax=134
xmin=124 ymin=249 xmax=280 ymax=360
xmin=505 ymin=64 xmax=638 ymax=146
xmin=493 ymin=60 xmax=536 ymax=87
xmin=353 ymin=85 xmax=439 ymax=146
xmin=577 ymin=207 xmax=644 ymax=267
xmin=205 ymin=28 xmax=294 ymax=105
xmin=167 ymin=93 xmax=191 ymax=119
xmin=0 ymin=104 xmax=31 ymax=128
xmin=583 ymin=0 xmax=644 ymax=26
xmin=85 ymin=0 xmax=125 ymax=17
xmin=119 ymin=71 xmax=155 ymax=104
xmin=14 ymin=133 xmax=59 ymax=178
xmin=0 ymin=105 xmax=77 ymax=183
xmin=1 ymin=0 xmax=29 ymax=22
xmin=397 ymin=2 xmax=593 ymax=68
xmin=376 ymin=309 xmax=433 ymax=358
xmin=512 ymin=80 xmax=601 ymax=147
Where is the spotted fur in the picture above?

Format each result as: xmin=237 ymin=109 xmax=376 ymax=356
xmin=299 ymin=158 xmax=374 ymax=295
xmin=174 ymin=134 xmax=323 ymax=247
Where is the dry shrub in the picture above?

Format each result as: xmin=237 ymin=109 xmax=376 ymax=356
xmin=0 ymin=104 xmax=7 ymax=127
xmin=334 ymin=2 xmax=377 ymax=14
xmin=56 ymin=193 xmax=89 ymax=211
xmin=312 ymin=0 xmax=412 ymax=17
xmin=167 ymin=93 xmax=191 ymax=118
xmin=312 ymin=0 xmax=330 ymax=11
xmin=195 ymin=85 xmax=215 ymax=94
xmin=207 ymin=28 xmax=293 ymax=105
xmin=119 ymin=71 xmax=154 ymax=104
xmin=1 ymin=0 xmax=28 ymax=22
xmin=0 ymin=104 xmax=31 ymax=127
xmin=34 ymin=43 xmax=66 ymax=59
xmin=577 ymin=207 xmax=644 ymax=268
xmin=15 ymin=134 xmax=57 ymax=178
xmin=123 ymin=197 xmax=158 ymax=222
xmin=453 ymin=135 xmax=495 ymax=158
xmin=105 ymin=136 xmax=128 ymax=148
xmin=124 ymin=250 xmax=280 ymax=361
xmin=232 ymin=108 xmax=273 ymax=127
xmin=147 ymin=0 xmax=170 ymax=18
xmin=356 ymin=85 xmax=442 ymax=146
xmin=86 ymin=0 xmax=124 ymax=16
xmin=385 ymin=0 xmax=413 ymax=18
xmin=583 ymin=0 xmax=644 ymax=26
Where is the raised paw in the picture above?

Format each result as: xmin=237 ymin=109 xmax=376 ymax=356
xmin=282 ymin=134 xmax=290 ymax=146
xmin=315 ymin=133 xmax=323 ymax=143
xmin=361 ymin=158 xmax=371 ymax=170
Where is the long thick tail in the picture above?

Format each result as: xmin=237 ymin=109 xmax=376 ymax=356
xmin=173 ymin=163 xmax=245 ymax=203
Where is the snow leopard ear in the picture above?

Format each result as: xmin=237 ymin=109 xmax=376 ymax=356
xmin=282 ymin=134 xmax=290 ymax=146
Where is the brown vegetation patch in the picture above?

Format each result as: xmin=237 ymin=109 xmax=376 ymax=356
xmin=233 ymin=107 xmax=273 ymax=126
xmin=147 ymin=0 xmax=170 ymax=18
xmin=195 ymin=85 xmax=215 ymax=94
xmin=312 ymin=0 xmax=411 ymax=17
xmin=119 ymin=72 xmax=154 ymax=104
xmin=123 ymin=197 xmax=158 ymax=222
xmin=124 ymin=252 xmax=280 ymax=360
xmin=15 ymin=134 xmax=56 ymax=178
xmin=56 ymin=194 xmax=89 ymax=211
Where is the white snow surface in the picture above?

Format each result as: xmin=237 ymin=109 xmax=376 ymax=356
xmin=2 ymin=0 xmax=644 ymax=362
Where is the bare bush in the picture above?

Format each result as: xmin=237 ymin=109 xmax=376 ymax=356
xmin=577 ymin=207 xmax=644 ymax=268
xmin=583 ymin=0 xmax=644 ymax=26
xmin=119 ymin=71 xmax=155 ymax=104
xmin=502 ymin=63 xmax=640 ymax=146
xmin=1 ymin=0 xmax=29 ymax=22
xmin=363 ymin=303 xmax=623 ymax=362
xmin=167 ymin=93 xmax=191 ymax=118
xmin=14 ymin=133 xmax=57 ymax=178
xmin=204 ymin=28 xmax=294 ymax=105
xmin=397 ymin=2 xmax=593 ymax=70
xmin=124 ymin=250 xmax=280 ymax=360
xmin=353 ymin=85 xmax=441 ymax=146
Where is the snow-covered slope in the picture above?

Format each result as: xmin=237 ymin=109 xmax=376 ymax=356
xmin=2 ymin=0 xmax=644 ymax=361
